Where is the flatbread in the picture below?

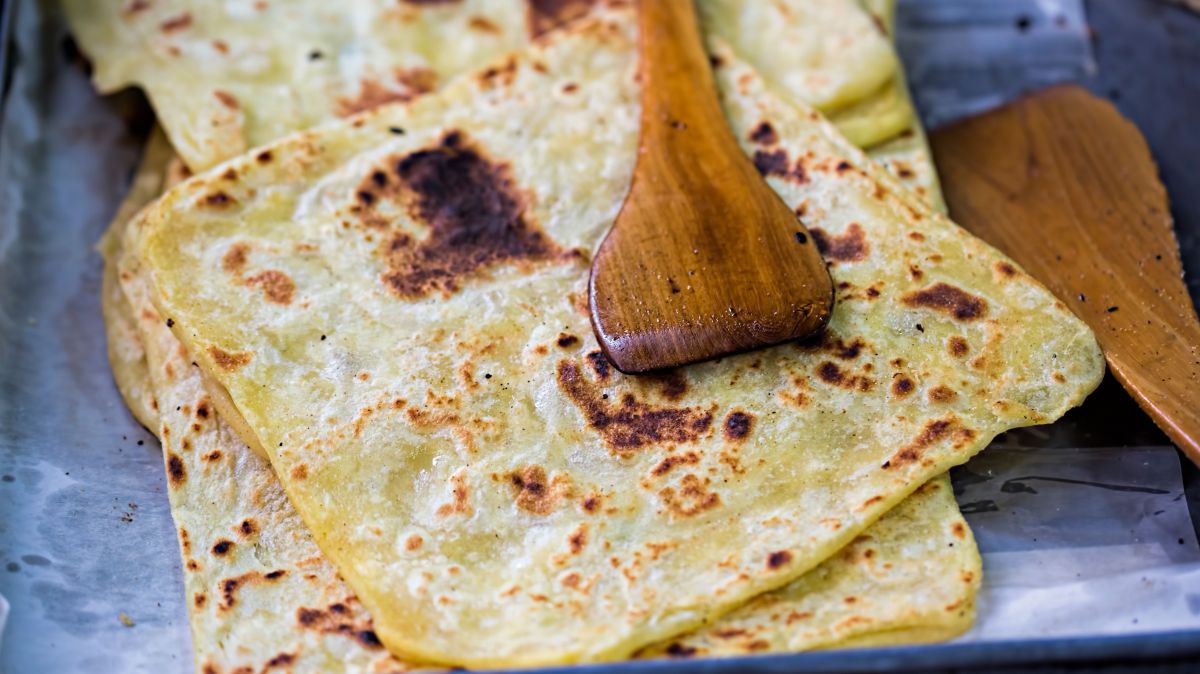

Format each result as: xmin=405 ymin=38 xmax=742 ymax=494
xmin=95 ymin=6 xmax=963 ymax=666
xmin=645 ymin=475 xmax=979 ymax=657
xmin=108 ymin=134 xmax=976 ymax=672
xmin=62 ymin=0 xmax=531 ymax=171
xmin=869 ymin=127 xmax=947 ymax=216
xmin=131 ymin=15 xmax=1102 ymax=667
xmin=105 ymin=117 xmax=968 ymax=672
xmin=861 ymin=0 xmax=897 ymax=33
xmin=99 ymin=128 xmax=175 ymax=430
xmin=110 ymin=134 xmax=418 ymax=674
xmin=650 ymin=7 xmax=974 ymax=653
xmin=64 ymin=0 xmax=901 ymax=172
xmin=700 ymin=0 xmax=898 ymax=111
xmin=851 ymin=0 xmax=947 ymax=212
xmin=827 ymin=77 xmax=915 ymax=149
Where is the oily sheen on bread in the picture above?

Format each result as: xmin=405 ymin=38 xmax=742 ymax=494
xmin=129 ymin=15 xmax=1102 ymax=667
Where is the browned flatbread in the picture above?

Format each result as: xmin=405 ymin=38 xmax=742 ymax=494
xmin=129 ymin=15 xmax=1101 ymax=667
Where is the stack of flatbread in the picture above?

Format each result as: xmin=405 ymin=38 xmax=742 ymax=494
xmin=69 ymin=1 xmax=1104 ymax=670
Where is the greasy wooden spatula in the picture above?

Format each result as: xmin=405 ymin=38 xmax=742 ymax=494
xmin=588 ymin=0 xmax=833 ymax=374
xmin=931 ymin=85 xmax=1200 ymax=467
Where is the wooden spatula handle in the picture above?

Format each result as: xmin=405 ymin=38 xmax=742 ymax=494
xmin=637 ymin=0 xmax=731 ymax=154
xmin=932 ymin=85 xmax=1200 ymax=466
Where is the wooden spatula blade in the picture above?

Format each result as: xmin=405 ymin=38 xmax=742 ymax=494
xmin=588 ymin=0 xmax=832 ymax=374
xmin=931 ymin=84 xmax=1200 ymax=466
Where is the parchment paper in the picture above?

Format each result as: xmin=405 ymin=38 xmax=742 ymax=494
xmin=0 ymin=1 xmax=1196 ymax=672
xmin=955 ymin=445 xmax=1200 ymax=639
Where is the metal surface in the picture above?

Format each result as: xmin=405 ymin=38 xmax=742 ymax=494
xmin=0 ymin=0 xmax=1197 ymax=672
xmin=0 ymin=2 xmax=190 ymax=672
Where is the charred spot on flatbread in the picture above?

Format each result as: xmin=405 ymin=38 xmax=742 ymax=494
xmin=167 ymin=453 xmax=186 ymax=487
xmin=295 ymin=599 xmax=385 ymax=650
xmin=527 ymin=0 xmax=599 ymax=38
xmin=749 ymin=121 xmax=779 ymax=145
xmin=217 ymin=569 xmax=289 ymax=612
xmin=901 ymin=283 xmax=988 ymax=321
xmin=947 ymin=336 xmax=970 ymax=358
xmin=506 ymin=465 xmax=572 ymax=515
xmin=723 ymin=411 xmax=754 ymax=441
xmin=244 ymin=270 xmax=295 ymax=305
xmin=557 ymin=360 xmax=714 ymax=455
xmin=753 ymin=146 xmax=809 ymax=183
xmin=353 ymin=132 xmax=563 ymax=298
xmin=810 ymin=223 xmax=870 ymax=263
xmin=883 ymin=419 xmax=977 ymax=470
xmin=767 ymin=550 xmax=793 ymax=569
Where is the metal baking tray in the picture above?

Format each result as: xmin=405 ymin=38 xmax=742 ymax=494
xmin=2 ymin=0 xmax=1198 ymax=672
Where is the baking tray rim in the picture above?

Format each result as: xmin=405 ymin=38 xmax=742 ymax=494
xmin=524 ymin=630 xmax=1200 ymax=673
xmin=2 ymin=0 xmax=1198 ymax=671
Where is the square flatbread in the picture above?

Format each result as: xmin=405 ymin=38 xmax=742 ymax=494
xmin=64 ymin=0 xmax=904 ymax=171
xmin=127 ymin=14 xmax=1102 ymax=667
xmin=103 ymin=125 xmax=977 ymax=671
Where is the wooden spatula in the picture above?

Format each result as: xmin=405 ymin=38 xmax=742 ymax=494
xmin=931 ymin=84 xmax=1200 ymax=467
xmin=588 ymin=0 xmax=833 ymax=374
